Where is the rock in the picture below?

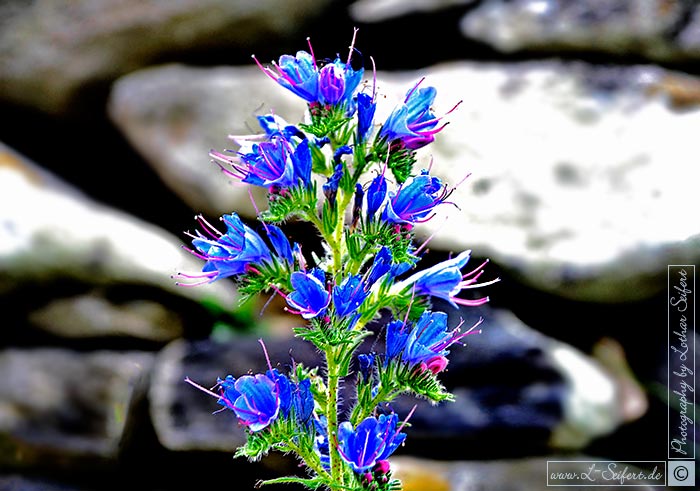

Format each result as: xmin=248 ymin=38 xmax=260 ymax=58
xmin=0 ymin=348 xmax=153 ymax=470
xmin=391 ymin=456 xmax=663 ymax=491
xmin=27 ymin=292 xmax=185 ymax=342
xmin=387 ymin=305 xmax=642 ymax=455
xmin=0 ymin=0 xmax=334 ymax=114
xmin=0 ymin=475 xmax=95 ymax=491
xmin=0 ymin=141 xmax=238 ymax=341
xmin=378 ymin=61 xmax=700 ymax=302
xmin=149 ymin=335 xmax=320 ymax=452
xmin=459 ymin=0 xmax=700 ymax=63
xmin=108 ymin=61 xmax=700 ymax=302
xmin=107 ymin=64 xmax=307 ymax=219
xmin=150 ymin=305 xmax=640 ymax=456
xmin=350 ymin=0 xmax=475 ymax=22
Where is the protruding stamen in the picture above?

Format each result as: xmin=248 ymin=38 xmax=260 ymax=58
xmin=259 ymin=338 xmax=274 ymax=373
xmin=347 ymin=27 xmax=359 ymax=66
xmin=184 ymin=377 xmax=222 ymax=400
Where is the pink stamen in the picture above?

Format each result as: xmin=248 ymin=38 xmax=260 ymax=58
xmin=346 ymin=27 xmax=359 ymax=67
xmin=184 ymin=377 xmax=222 ymax=400
xmin=414 ymin=216 xmax=448 ymax=255
xmin=306 ymin=37 xmax=318 ymax=69
xmin=452 ymin=296 xmax=490 ymax=307
xmin=404 ymin=77 xmax=425 ymax=102
xmin=370 ymin=56 xmax=377 ymax=100
xmin=197 ymin=214 xmax=223 ymax=237
xmin=259 ymin=338 xmax=274 ymax=373
xmin=397 ymin=405 xmax=417 ymax=433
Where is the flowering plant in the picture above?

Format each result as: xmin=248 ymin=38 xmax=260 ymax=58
xmin=179 ymin=30 xmax=496 ymax=491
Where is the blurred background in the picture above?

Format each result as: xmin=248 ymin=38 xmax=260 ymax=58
xmin=1 ymin=1 xmax=698 ymax=490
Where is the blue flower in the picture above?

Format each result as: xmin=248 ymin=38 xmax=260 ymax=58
xmin=267 ymin=370 xmax=314 ymax=425
xmin=292 ymin=378 xmax=315 ymax=425
xmin=382 ymin=170 xmax=450 ymax=224
xmin=366 ymin=247 xmax=393 ymax=286
xmin=394 ymin=250 xmax=496 ymax=308
xmin=265 ymin=224 xmax=294 ymax=264
xmin=286 ymin=269 xmax=331 ymax=319
xmin=357 ymin=353 xmax=376 ymax=380
xmin=365 ymin=173 xmax=388 ymax=220
xmin=379 ymin=79 xmax=459 ymax=150
xmin=357 ymin=92 xmax=377 ymax=142
xmin=254 ymin=37 xmax=363 ymax=109
xmin=183 ymin=213 xmax=272 ymax=284
xmin=217 ymin=374 xmax=280 ymax=432
xmin=255 ymin=50 xmax=319 ymax=102
xmin=386 ymin=311 xmax=480 ymax=374
xmin=333 ymin=274 xmax=370 ymax=318
xmin=237 ymin=137 xmax=312 ymax=189
xmin=337 ymin=413 xmax=407 ymax=473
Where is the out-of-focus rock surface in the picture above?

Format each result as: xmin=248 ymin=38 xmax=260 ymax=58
xmin=0 ymin=0 xmax=335 ymax=114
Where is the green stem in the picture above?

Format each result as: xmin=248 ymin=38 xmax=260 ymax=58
xmin=283 ymin=440 xmax=330 ymax=482
xmin=325 ymin=347 xmax=344 ymax=490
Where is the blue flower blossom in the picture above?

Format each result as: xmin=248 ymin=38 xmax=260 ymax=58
xmin=286 ymin=268 xmax=331 ymax=319
xmin=254 ymin=49 xmax=319 ymax=102
xmin=292 ymin=378 xmax=315 ymax=425
xmin=379 ymin=79 xmax=453 ymax=150
xmin=254 ymin=35 xmax=363 ymax=109
xmin=211 ymin=135 xmax=312 ymax=190
xmin=365 ymin=173 xmax=388 ymax=220
xmin=267 ymin=369 xmax=314 ymax=425
xmin=217 ymin=374 xmax=280 ymax=432
xmin=394 ymin=250 xmax=497 ymax=307
xmin=333 ymin=274 xmax=371 ymax=318
xmin=318 ymin=60 xmax=363 ymax=106
xmin=382 ymin=170 xmax=451 ymax=224
xmin=265 ymin=224 xmax=294 ymax=264
xmin=357 ymin=353 xmax=375 ymax=380
xmin=357 ymin=92 xmax=377 ymax=142
xmin=386 ymin=311 xmax=481 ymax=374
xmin=181 ymin=213 xmax=272 ymax=284
xmin=337 ymin=413 xmax=407 ymax=473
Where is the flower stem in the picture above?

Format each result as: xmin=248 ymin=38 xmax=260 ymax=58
xmin=325 ymin=346 xmax=344 ymax=490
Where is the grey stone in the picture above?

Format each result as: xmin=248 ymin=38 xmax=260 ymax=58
xmin=0 ymin=141 xmax=238 ymax=340
xmin=0 ymin=0 xmax=334 ymax=114
xmin=459 ymin=0 xmax=700 ymax=62
xmin=0 ymin=348 xmax=153 ymax=469
xmin=107 ymin=64 xmax=307 ymax=219
xmin=391 ymin=456 xmax=664 ymax=491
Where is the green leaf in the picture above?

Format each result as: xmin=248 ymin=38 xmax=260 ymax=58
xmin=260 ymin=183 xmax=318 ymax=224
xmin=379 ymin=360 xmax=454 ymax=403
xmin=257 ymin=476 xmax=325 ymax=489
